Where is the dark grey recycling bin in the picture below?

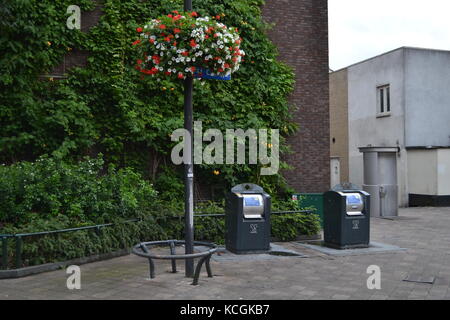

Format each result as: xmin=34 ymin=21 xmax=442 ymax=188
xmin=324 ymin=190 xmax=370 ymax=249
xmin=225 ymin=184 xmax=271 ymax=254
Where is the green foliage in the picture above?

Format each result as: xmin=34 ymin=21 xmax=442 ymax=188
xmin=0 ymin=0 xmax=296 ymax=199
xmin=271 ymin=214 xmax=321 ymax=242
xmin=0 ymin=155 xmax=158 ymax=226
xmin=271 ymin=199 xmax=321 ymax=241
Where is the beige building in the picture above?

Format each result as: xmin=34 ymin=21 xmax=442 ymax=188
xmin=329 ymin=69 xmax=349 ymax=187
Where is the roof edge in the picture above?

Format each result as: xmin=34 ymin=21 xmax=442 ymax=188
xmin=330 ymin=46 xmax=450 ymax=74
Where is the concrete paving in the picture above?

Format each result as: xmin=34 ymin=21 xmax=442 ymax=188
xmin=1 ymin=207 xmax=449 ymax=300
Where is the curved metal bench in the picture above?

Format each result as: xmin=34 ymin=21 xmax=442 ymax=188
xmin=132 ymin=240 xmax=219 ymax=285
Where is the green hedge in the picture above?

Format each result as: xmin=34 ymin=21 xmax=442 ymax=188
xmin=0 ymin=157 xmax=320 ymax=268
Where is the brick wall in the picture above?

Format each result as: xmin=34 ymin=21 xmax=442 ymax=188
xmin=262 ymin=0 xmax=330 ymax=193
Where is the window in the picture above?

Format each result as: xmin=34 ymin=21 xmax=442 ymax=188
xmin=377 ymin=85 xmax=391 ymax=116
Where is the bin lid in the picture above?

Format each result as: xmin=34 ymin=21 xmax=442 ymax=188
xmin=332 ymin=182 xmax=361 ymax=191
xmin=231 ymin=183 xmax=266 ymax=194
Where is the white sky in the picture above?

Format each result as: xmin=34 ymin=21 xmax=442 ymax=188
xmin=329 ymin=0 xmax=450 ymax=70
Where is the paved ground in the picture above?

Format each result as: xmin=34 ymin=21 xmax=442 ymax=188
xmin=1 ymin=207 xmax=450 ymax=300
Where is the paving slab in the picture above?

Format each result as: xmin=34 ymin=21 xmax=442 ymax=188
xmin=0 ymin=207 xmax=450 ymax=300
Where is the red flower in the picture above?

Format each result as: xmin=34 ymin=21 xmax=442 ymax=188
xmin=205 ymin=35 xmax=209 ymax=39
xmin=159 ymin=24 xmax=166 ymax=30
xmin=165 ymin=71 xmax=171 ymax=76
xmin=149 ymin=39 xmax=155 ymax=44
xmin=168 ymin=14 xmax=173 ymax=18
xmin=190 ymin=12 xmax=198 ymax=17
xmin=216 ymin=15 xmax=221 ymax=20
xmin=132 ymin=39 xmax=141 ymax=46
xmin=190 ymin=39 xmax=197 ymax=48
xmin=173 ymin=41 xmax=177 ymax=46
xmin=190 ymin=66 xmax=196 ymax=72
xmin=218 ymin=68 xmax=224 ymax=73
xmin=173 ymin=28 xmax=181 ymax=34
xmin=136 ymin=27 xmax=143 ymax=33
xmin=178 ymin=73 xmax=184 ymax=79
xmin=224 ymin=63 xmax=230 ymax=69
xmin=182 ymin=51 xmax=189 ymax=57
xmin=172 ymin=10 xmax=179 ymax=14
xmin=137 ymin=59 xmax=143 ymax=65
xmin=151 ymin=67 xmax=159 ymax=73
xmin=173 ymin=15 xmax=182 ymax=21
xmin=164 ymin=37 xmax=171 ymax=42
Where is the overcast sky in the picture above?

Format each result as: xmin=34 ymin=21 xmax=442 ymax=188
xmin=329 ymin=0 xmax=450 ymax=70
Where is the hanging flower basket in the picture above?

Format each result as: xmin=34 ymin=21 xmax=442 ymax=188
xmin=132 ymin=11 xmax=245 ymax=80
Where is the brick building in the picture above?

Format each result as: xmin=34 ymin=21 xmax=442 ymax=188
xmin=263 ymin=0 xmax=330 ymax=193
xmin=51 ymin=0 xmax=330 ymax=195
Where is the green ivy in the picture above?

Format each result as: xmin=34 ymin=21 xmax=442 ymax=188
xmin=0 ymin=0 xmax=296 ymax=199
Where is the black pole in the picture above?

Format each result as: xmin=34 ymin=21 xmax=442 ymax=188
xmin=184 ymin=0 xmax=192 ymax=11
xmin=184 ymin=0 xmax=194 ymax=278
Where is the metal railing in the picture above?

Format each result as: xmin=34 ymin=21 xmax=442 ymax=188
xmin=0 ymin=210 xmax=314 ymax=270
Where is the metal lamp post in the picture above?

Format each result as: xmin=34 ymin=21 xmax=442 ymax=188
xmin=183 ymin=0 xmax=194 ymax=278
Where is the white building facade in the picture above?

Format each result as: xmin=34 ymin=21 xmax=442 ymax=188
xmin=345 ymin=47 xmax=450 ymax=207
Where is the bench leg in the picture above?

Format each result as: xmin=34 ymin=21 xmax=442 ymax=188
xmin=148 ymin=258 xmax=155 ymax=279
xmin=192 ymin=255 xmax=208 ymax=285
xmin=205 ymin=254 xmax=213 ymax=278
xmin=169 ymin=241 xmax=177 ymax=273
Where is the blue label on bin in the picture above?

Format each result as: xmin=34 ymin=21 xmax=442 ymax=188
xmin=244 ymin=197 xmax=261 ymax=207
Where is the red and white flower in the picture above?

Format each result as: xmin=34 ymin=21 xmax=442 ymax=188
xmin=132 ymin=12 xmax=245 ymax=80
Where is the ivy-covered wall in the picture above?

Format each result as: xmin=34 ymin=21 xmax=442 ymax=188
xmin=0 ymin=0 xmax=300 ymax=200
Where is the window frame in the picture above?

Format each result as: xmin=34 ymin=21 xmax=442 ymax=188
xmin=376 ymin=84 xmax=391 ymax=117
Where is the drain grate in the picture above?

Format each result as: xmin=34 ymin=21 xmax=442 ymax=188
xmin=403 ymin=274 xmax=436 ymax=284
